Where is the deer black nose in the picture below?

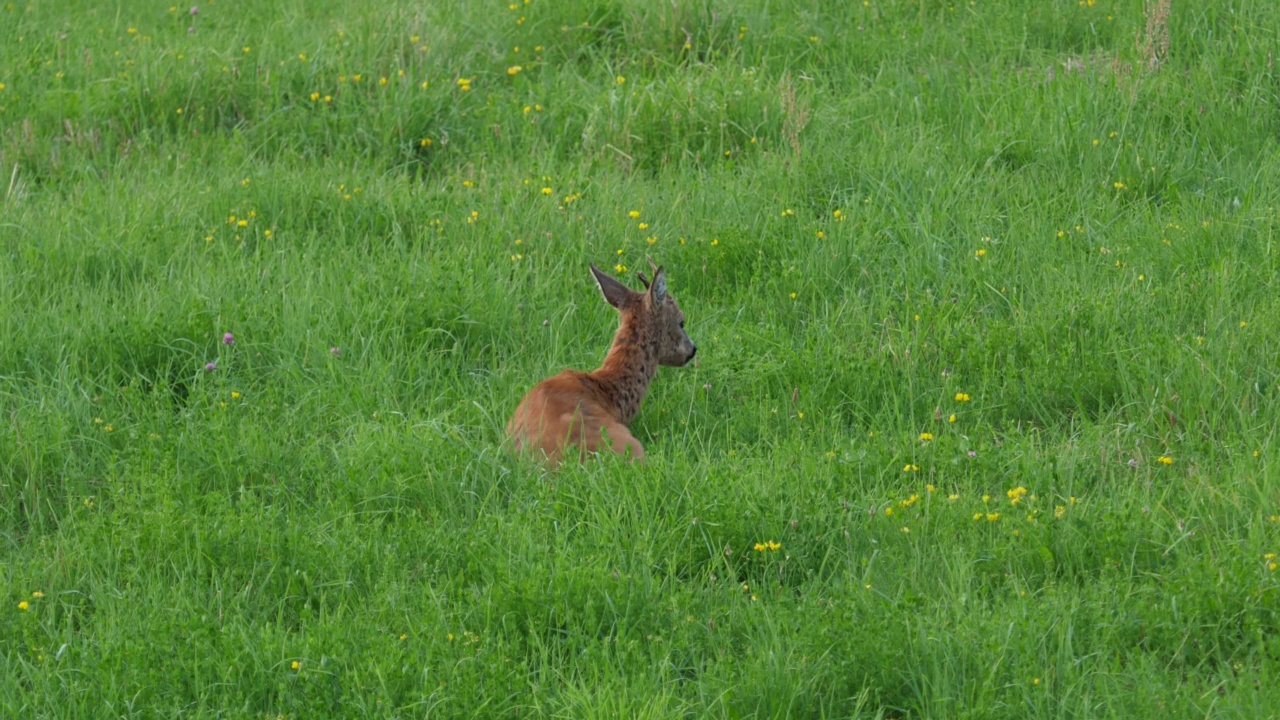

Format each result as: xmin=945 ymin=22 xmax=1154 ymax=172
xmin=689 ymin=346 xmax=697 ymax=359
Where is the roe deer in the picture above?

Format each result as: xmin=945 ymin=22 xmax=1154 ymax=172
xmin=507 ymin=260 xmax=697 ymax=465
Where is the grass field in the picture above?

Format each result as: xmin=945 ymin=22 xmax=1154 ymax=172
xmin=4 ymin=0 xmax=1280 ymax=716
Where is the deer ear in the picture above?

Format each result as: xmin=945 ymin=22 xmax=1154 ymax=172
xmin=647 ymin=266 xmax=667 ymax=304
xmin=590 ymin=263 xmax=634 ymax=309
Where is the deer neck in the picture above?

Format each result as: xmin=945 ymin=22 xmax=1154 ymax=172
xmin=588 ymin=312 xmax=659 ymax=425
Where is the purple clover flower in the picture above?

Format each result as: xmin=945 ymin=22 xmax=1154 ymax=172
xmin=222 ymin=332 xmax=235 ymax=345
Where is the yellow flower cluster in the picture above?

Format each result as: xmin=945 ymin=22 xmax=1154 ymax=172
xmin=1007 ymin=486 xmax=1028 ymax=506
xmin=753 ymin=541 xmax=781 ymax=552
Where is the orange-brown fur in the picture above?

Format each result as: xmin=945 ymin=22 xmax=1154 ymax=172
xmin=507 ymin=261 xmax=696 ymax=465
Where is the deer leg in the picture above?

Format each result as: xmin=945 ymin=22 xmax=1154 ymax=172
xmin=595 ymin=421 xmax=645 ymax=463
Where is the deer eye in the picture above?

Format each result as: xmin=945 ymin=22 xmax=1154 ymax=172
xmin=679 ymin=320 xmax=685 ymax=329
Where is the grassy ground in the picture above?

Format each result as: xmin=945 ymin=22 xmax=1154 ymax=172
xmin=4 ymin=0 xmax=1280 ymax=716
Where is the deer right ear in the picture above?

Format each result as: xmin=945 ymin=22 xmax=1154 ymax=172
xmin=647 ymin=266 xmax=667 ymax=304
xmin=590 ymin=263 xmax=634 ymax=309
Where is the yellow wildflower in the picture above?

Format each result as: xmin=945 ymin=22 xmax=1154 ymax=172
xmin=1007 ymin=487 xmax=1028 ymax=505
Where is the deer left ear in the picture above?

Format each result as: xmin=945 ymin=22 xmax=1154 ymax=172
xmin=647 ymin=266 xmax=667 ymax=304
xmin=590 ymin=263 xmax=635 ymax=309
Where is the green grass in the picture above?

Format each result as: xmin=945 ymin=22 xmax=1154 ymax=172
xmin=4 ymin=0 xmax=1280 ymax=716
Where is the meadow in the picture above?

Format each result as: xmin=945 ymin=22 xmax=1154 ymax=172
xmin=3 ymin=0 xmax=1280 ymax=716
